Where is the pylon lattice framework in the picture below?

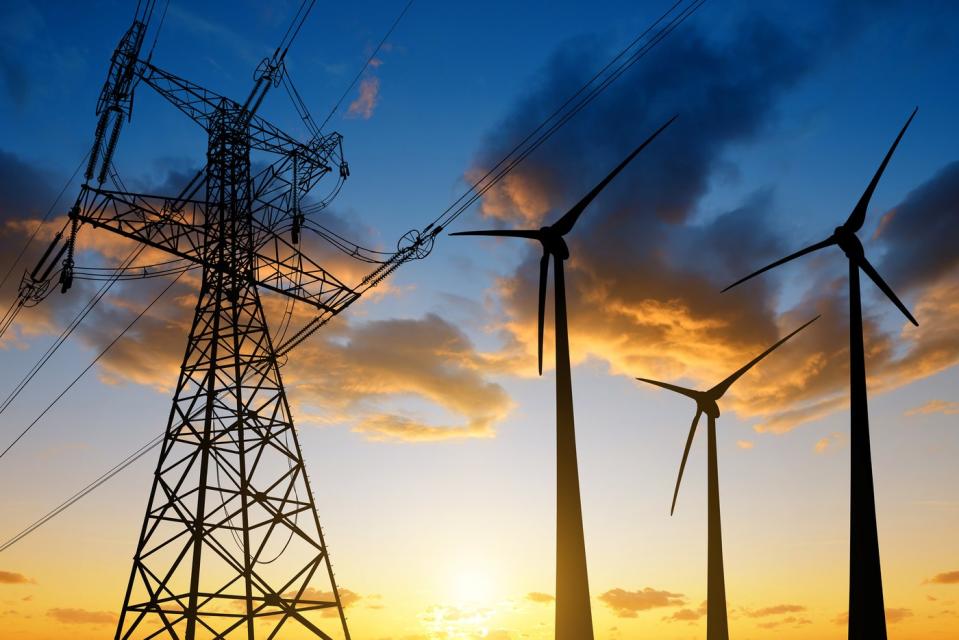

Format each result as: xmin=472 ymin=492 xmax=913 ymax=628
xmin=113 ymin=107 xmax=350 ymax=639
xmin=50 ymin=10 xmax=358 ymax=638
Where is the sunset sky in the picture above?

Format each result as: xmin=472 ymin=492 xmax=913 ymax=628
xmin=1 ymin=1 xmax=958 ymax=638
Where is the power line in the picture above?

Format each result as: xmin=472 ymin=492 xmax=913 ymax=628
xmin=428 ymin=0 xmax=706 ymax=234
xmin=275 ymin=0 xmax=708 ymax=356
xmin=0 ymin=271 xmax=183 ymax=461
xmin=0 ymin=434 xmax=163 ymax=554
xmin=2 ymin=0 xmax=707 ymax=554
xmin=0 ymin=243 xmax=148 ymax=420
xmin=318 ymin=0 xmax=415 ymax=132
xmin=0 ymin=153 xmax=88 ymax=294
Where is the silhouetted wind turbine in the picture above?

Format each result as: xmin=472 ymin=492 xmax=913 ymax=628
xmin=723 ymin=109 xmax=918 ymax=640
xmin=636 ymin=315 xmax=819 ymax=640
xmin=452 ymin=115 xmax=676 ymax=640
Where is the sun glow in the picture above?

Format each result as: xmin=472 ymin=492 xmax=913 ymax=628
xmin=450 ymin=565 xmax=496 ymax=604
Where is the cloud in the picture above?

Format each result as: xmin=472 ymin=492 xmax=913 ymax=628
xmin=462 ymin=4 xmax=959 ymax=436
xmin=0 ymin=153 xmax=512 ymax=445
xmin=347 ymin=76 xmax=380 ymax=119
xmin=907 ymin=400 xmax=959 ymax=416
xmin=814 ymin=432 xmax=843 ymax=454
xmin=526 ymin=592 xmax=554 ymax=604
xmin=833 ymin=608 xmax=913 ymax=625
xmin=291 ymin=313 xmax=514 ymax=442
xmin=885 ymin=607 xmax=913 ymax=623
xmin=0 ymin=571 xmax=32 ymax=584
xmin=876 ymin=161 xmax=959 ymax=290
xmin=744 ymin=603 xmax=806 ymax=617
xmin=758 ymin=615 xmax=812 ymax=629
xmin=47 ymin=608 xmax=118 ymax=624
xmin=662 ymin=600 xmax=707 ymax=623
xmin=281 ymin=587 xmax=361 ymax=617
xmin=598 ymin=587 xmax=686 ymax=617
xmin=736 ymin=440 xmax=754 ymax=449
xmin=925 ymin=570 xmax=959 ymax=585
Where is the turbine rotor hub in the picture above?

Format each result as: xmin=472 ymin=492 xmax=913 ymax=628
xmin=835 ymin=226 xmax=864 ymax=260
xmin=540 ymin=226 xmax=570 ymax=259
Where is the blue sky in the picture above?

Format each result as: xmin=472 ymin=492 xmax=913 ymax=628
xmin=1 ymin=1 xmax=958 ymax=638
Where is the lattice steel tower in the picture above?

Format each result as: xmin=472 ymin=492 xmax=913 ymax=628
xmin=53 ymin=4 xmax=370 ymax=637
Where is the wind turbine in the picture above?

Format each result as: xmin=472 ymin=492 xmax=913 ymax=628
xmin=451 ymin=115 xmax=676 ymax=639
xmin=722 ymin=109 xmax=919 ymax=639
xmin=636 ymin=315 xmax=819 ymax=640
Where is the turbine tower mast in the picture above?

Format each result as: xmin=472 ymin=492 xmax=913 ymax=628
xmin=452 ymin=115 xmax=676 ymax=640
xmin=54 ymin=3 xmax=356 ymax=638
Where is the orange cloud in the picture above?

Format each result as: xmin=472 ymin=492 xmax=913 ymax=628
xmin=925 ymin=570 xmax=959 ymax=585
xmin=0 ymin=570 xmax=32 ymax=584
xmin=290 ymin=313 xmax=514 ymax=442
xmin=832 ymin=608 xmax=913 ymax=625
xmin=347 ymin=77 xmax=380 ymax=119
xmin=736 ymin=440 xmax=754 ymax=449
xmin=744 ymin=603 xmax=806 ymax=617
xmin=814 ymin=433 xmax=843 ymax=454
xmin=526 ymin=592 xmax=554 ymax=603
xmin=906 ymin=400 xmax=959 ymax=416
xmin=598 ymin=587 xmax=686 ymax=617
xmin=663 ymin=600 xmax=706 ymax=623
xmin=280 ymin=587 xmax=361 ymax=617
xmin=47 ymin=608 xmax=118 ymax=624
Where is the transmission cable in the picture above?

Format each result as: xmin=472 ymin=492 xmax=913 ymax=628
xmin=0 ymin=271 xmax=184 ymax=461
xmin=275 ymin=0 xmax=708 ymax=356
xmin=317 ymin=0 xmax=414 ymax=132
xmin=2 ymin=0 xmax=708 ymax=548
xmin=0 ymin=153 xmax=88 ymax=294
xmin=0 ymin=433 xmax=163 ymax=554
xmin=428 ymin=0 xmax=704 ymax=235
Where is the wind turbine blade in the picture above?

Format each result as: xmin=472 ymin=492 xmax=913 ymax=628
xmin=671 ymin=408 xmax=703 ymax=516
xmin=721 ymin=236 xmax=837 ymax=293
xmin=710 ymin=315 xmax=820 ymax=399
xmin=635 ymin=377 xmax=700 ymax=401
xmin=843 ymin=107 xmax=918 ymax=232
xmin=537 ymin=252 xmax=549 ymax=375
xmin=856 ymin=254 xmax=918 ymax=326
xmin=449 ymin=229 xmax=542 ymax=239
xmin=551 ymin=114 xmax=678 ymax=236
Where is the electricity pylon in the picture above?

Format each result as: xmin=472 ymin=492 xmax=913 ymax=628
xmin=55 ymin=7 xmax=365 ymax=638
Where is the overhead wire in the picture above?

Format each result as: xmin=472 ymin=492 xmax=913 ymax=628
xmin=317 ymin=0 xmax=414 ymax=132
xmin=426 ymin=0 xmax=705 ymax=234
xmin=0 ymin=152 xmax=88 ymax=294
xmin=275 ymin=0 xmax=708 ymax=357
xmin=0 ymin=433 xmax=163 ymax=554
xmin=0 ymin=270 xmax=184 ymax=461
xmin=1 ymin=0 xmax=708 ymax=550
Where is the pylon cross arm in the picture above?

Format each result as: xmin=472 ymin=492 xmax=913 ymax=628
xmin=137 ymin=60 xmax=333 ymax=170
xmin=73 ymin=185 xmax=357 ymax=312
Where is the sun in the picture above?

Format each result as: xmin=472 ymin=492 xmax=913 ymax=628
xmin=451 ymin=566 xmax=495 ymax=604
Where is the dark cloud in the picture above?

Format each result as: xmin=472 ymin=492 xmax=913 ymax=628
xmin=465 ymin=4 xmax=959 ymax=431
xmin=0 ymin=150 xmax=512 ymax=445
xmin=0 ymin=150 xmax=56 ymax=218
xmin=877 ymin=160 xmax=959 ymax=290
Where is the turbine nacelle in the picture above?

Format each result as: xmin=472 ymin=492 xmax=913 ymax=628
xmin=538 ymin=226 xmax=570 ymax=260
xmin=452 ymin=114 xmax=678 ymax=375
xmin=723 ymin=109 xmax=919 ymax=328
xmin=834 ymin=226 xmax=864 ymax=261
xmin=636 ymin=315 xmax=819 ymax=515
